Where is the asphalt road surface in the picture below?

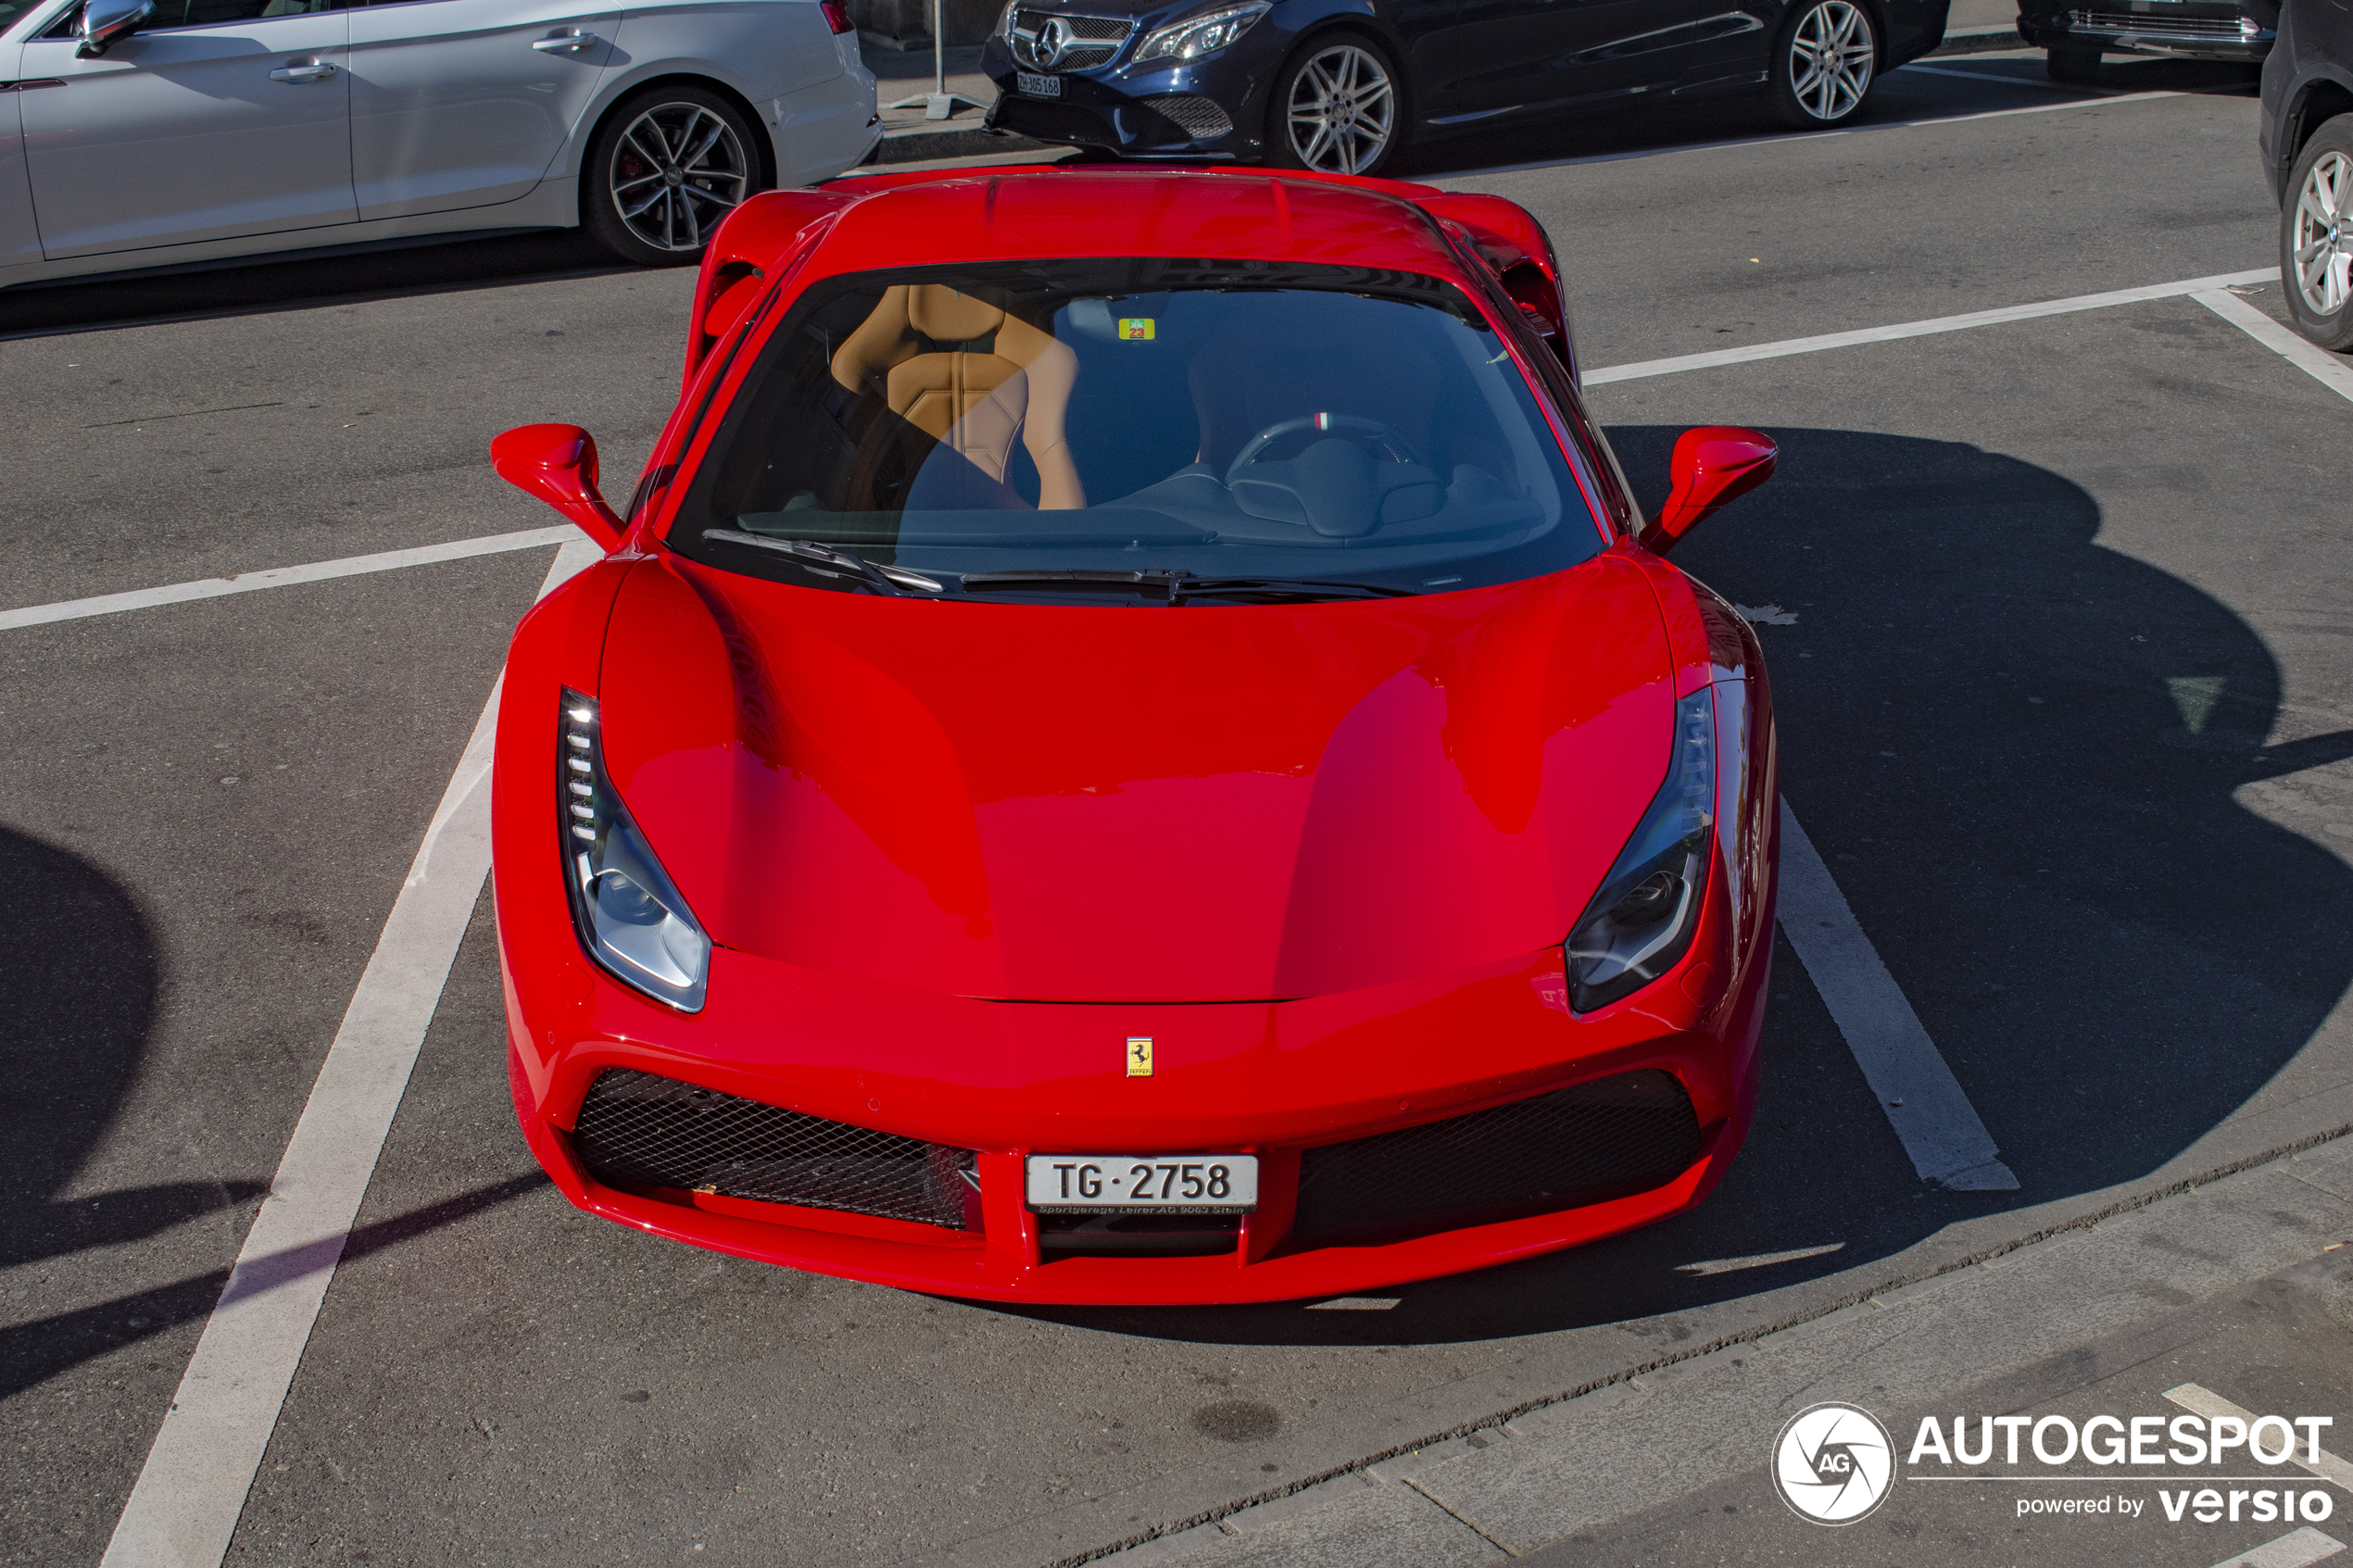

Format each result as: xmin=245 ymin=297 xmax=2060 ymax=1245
xmin=5 ymin=47 xmax=2349 ymax=1568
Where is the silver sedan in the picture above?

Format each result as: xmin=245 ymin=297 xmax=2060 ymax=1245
xmin=0 ymin=0 xmax=877 ymax=286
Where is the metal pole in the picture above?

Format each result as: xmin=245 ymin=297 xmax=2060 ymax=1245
xmin=885 ymin=0 xmax=984 ymax=119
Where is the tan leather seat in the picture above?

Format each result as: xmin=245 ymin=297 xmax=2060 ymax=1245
xmin=830 ymin=284 xmax=1085 ymax=509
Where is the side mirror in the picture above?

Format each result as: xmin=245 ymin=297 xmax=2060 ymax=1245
xmin=78 ymin=0 xmax=155 ymax=56
xmin=490 ymin=424 xmax=625 ymax=552
xmin=1642 ymin=426 xmax=1777 ymax=554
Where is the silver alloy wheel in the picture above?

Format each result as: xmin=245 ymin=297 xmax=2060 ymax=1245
xmin=610 ymin=103 xmax=750 ymax=253
xmin=1786 ymin=0 xmax=1874 ymax=122
xmin=1286 ymin=44 xmax=1396 ymax=174
xmin=2291 ymin=149 xmax=2352 ymax=317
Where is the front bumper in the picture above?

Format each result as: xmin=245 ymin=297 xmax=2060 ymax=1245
xmin=980 ymin=32 xmax=1273 ymax=161
xmin=2020 ymin=5 xmax=2274 ymax=60
xmin=502 ymin=922 xmax=1768 ymax=1306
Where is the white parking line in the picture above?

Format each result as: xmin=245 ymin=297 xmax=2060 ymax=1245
xmin=2208 ymin=1528 xmax=2346 ymax=1568
xmin=2165 ymin=1383 xmax=2353 ymax=1490
xmin=1674 ymin=1241 xmax=1846 ymax=1274
xmin=95 ymin=537 xmax=602 ymax=1568
xmin=0 ymin=523 xmax=579 ymax=633
xmin=1777 ymin=803 xmax=2020 ymax=1189
xmin=2192 ymin=288 xmax=2353 ymax=407
xmin=1899 ymin=62 xmax=2123 ymax=94
xmin=1588 ymin=267 xmax=2275 ymax=384
xmin=0 ymin=270 xmax=2282 ymax=640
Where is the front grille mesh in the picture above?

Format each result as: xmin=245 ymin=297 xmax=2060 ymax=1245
xmin=1138 ymin=94 xmax=1234 ymax=140
xmin=571 ymin=1069 xmax=976 ymax=1231
xmin=1009 ymin=9 xmax=1133 ymax=71
xmin=2073 ymin=8 xmax=2246 ymax=31
xmin=1289 ymin=1070 xmax=1704 ymax=1250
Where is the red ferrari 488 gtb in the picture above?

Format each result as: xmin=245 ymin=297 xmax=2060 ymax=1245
xmin=488 ymin=163 xmax=1781 ymax=1306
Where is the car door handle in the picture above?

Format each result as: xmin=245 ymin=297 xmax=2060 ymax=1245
xmin=531 ymin=31 xmax=598 ymax=52
xmin=269 ymin=61 xmax=337 ymax=82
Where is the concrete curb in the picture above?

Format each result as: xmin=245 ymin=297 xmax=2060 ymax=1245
xmin=862 ymin=125 xmax=1050 ymax=165
xmin=1931 ymin=25 xmax=2032 ymax=54
xmin=889 ymin=1078 xmax=2353 ymax=1568
xmin=1049 ymin=1131 xmax=2353 ymax=1568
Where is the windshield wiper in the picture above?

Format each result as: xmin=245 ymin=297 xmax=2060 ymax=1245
xmin=959 ymin=569 xmax=1412 ymax=604
xmin=702 ymin=530 xmax=942 ymax=595
xmin=1176 ymin=575 xmax=1416 ymax=603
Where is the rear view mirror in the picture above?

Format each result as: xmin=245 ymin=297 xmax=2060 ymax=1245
xmin=78 ymin=0 xmax=155 ymax=56
xmin=490 ymin=424 xmax=625 ymax=552
xmin=1643 ymin=426 xmax=1777 ymax=554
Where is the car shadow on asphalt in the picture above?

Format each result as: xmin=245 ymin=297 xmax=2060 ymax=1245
xmin=0 ymin=820 xmax=559 ymax=1399
xmin=0 ymin=1166 xmax=548 ymax=1402
xmin=0 ymin=229 xmax=636 ymax=341
xmin=0 ymin=825 xmax=247 ymax=1275
xmin=997 ymin=424 xmax=2353 ymax=1348
xmin=0 ymin=824 xmax=250 ymax=1394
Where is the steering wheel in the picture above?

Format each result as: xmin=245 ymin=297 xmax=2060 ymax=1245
xmin=1219 ymin=413 xmax=1443 ymax=538
xmin=1224 ymin=413 xmax=1422 ymax=484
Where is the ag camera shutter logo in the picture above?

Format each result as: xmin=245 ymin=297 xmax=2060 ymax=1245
xmin=1771 ymin=1402 xmax=1897 ymax=1524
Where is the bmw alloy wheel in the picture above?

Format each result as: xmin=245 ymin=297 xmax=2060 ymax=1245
xmin=610 ymin=103 xmax=752 ymax=254
xmin=2290 ymin=148 xmax=2351 ymax=319
xmin=1784 ymin=1 xmax=1874 ymax=123
xmin=1285 ymin=44 xmax=1396 ymax=175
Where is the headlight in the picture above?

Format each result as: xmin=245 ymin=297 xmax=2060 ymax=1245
xmin=999 ymin=0 xmax=1017 ymax=42
xmin=560 ymin=690 xmax=711 ymax=1012
xmin=1133 ymin=0 xmax=1268 ymax=63
xmin=1565 ymin=687 xmax=1716 ymax=1013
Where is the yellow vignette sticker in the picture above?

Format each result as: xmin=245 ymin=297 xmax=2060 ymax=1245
xmin=1126 ymin=1036 xmax=1154 ymax=1076
xmin=1118 ymin=318 xmax=1156 ymax=340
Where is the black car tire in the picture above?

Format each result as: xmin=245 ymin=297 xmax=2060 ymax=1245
xmin=1265 ymin=32 xmax=1403 ymax=177
xmin=1766 ymin=0 xmax=1880 ymax=129
xmin=2280 ymin=114 xmax=2353 ymax=351
xmin=2045 ymin=44 xmax=2102 ymax=83
xmin=583 ymin=85 xmax=766 ymax=267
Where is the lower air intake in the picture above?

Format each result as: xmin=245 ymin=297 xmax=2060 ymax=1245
xmin=1136 ymin=94 xmax=1234 ymax=140
xmin=571 ymin=1068 xmax=976 ymax=1231
xmin=990 ymin=96 xmax=1118 ymax=148
xmin=1038 ymin=1210 xmax=1240 ymax=1259
xmin=1289 ymin=1070 xmax=1703 ymax=1250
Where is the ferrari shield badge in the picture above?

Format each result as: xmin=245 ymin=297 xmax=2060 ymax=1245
xmin=1126 ymin=1036 xmax=1153 ymax=1076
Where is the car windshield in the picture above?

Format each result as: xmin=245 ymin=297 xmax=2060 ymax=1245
xmin=666 ymin=258 xmax=1603 ymax=604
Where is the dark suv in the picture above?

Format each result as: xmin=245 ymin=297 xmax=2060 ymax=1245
xmin=2015 ymin=0 xmax=2275 ymax=84
xmin=2260 ymin=0 xmax=2353 ymax=348
xmin=982 ymin=0 xmax=1953 ymax=176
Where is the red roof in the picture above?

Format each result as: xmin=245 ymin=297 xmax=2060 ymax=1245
xmin=714 ymin=167 xmax=1472 ymax=283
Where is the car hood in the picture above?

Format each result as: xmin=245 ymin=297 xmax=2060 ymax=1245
xmin=598 ymin=553 xmax=1674 ymax=1002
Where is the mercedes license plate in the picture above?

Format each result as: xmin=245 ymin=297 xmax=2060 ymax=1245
xmin=1026 ymin=1154 xmax=1257 ymax=1212
xmin=1015 ymin=70 xmax=1062 ymax=97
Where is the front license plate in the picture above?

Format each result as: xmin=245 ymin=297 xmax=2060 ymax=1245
xmin=1026 ymin=1154 xmax=1258 ymax=1213
xmin=1015 ymin=70 xmax=1062 ymax=97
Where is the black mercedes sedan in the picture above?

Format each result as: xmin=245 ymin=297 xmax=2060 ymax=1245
xmin=982 ymin=0 xmax=1954 ymax=174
